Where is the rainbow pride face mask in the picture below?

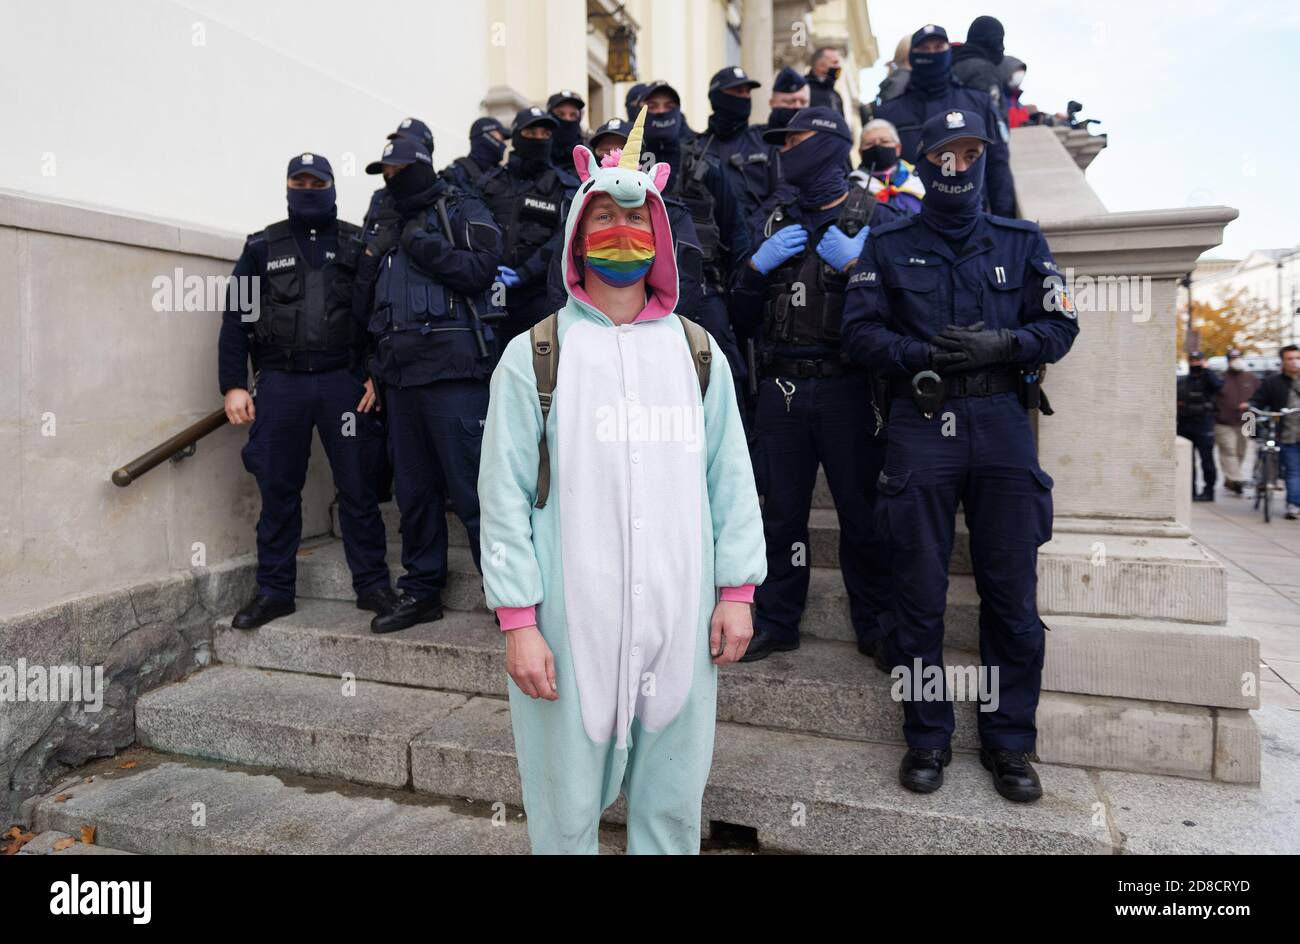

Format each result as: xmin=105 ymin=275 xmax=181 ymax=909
xmin=584 ymin=224 xmax=656 ymax=287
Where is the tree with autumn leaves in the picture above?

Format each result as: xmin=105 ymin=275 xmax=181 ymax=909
xmin=1178 ymin=288 xmax=1281 ymax=359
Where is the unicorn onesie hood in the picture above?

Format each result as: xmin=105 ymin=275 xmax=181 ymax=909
xmin=477 ymin=107 xmax=766 ymax=855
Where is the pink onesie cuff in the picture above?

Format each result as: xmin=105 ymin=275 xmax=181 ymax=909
xmin=496 ymin=605 xmax=538 ymax=631
xmin=719 ymin=584 xmax=756 ymax=604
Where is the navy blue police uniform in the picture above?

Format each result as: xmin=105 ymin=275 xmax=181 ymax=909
xmin=692 ymin=67 xmax=779 ymax=224
xmin=873 ymin=25 xmax=1016 ymax=218
xmin=841 ymin=109 xmax=1079 ymax=799
xmin=730 ymin=108 xmax=900 ymax=663
xmin=355 ymin=137 xmax=505 ymax=632
xmin=441 ymin=116 xmax=507 ymax=195
xmin=219 ymin=153 xmax=391 ymax=623
xmin=639 ymin=80 xmax=753 ymax=417
xmin=478 ymin=107 xmax=579 ymax=347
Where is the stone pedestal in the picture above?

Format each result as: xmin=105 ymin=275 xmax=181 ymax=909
xmin=1011 ymin=126 xmax=1257 ymax=782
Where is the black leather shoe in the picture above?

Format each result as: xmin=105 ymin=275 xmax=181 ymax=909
xmin=739 ymin=627 xmax=799 ymax=662
xmin=899 ymin=747 xmax=952 ymax=794
xmin=1193 ymin=487 xmax=1215 ymax=502
xmin=356 ymin=586 xmax=400 ymax=617
xmin=857 ymin=638 xmax=894 ymax=674
xmin=980 ymin=748 xmax=1043 ymax=803
xmin=232 ymin=594 xmax=295 ymax=630
xmin=370 ymin=594 xmax=443 ymax=634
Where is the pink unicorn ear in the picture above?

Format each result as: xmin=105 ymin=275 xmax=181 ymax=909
xmin=573 ymin=145 xmax=598 ymax=184
xmin=649 ymin=161 xmax=671 ymax=192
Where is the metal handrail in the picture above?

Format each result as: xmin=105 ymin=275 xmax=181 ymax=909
xmin=111 ymin=407 xmax=229 ymax=487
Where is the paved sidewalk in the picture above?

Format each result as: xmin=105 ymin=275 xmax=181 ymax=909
xmin=1190 ymin=492 xmax=1300 ymax=711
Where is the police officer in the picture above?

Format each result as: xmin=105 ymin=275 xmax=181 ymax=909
xmin=220 ymin=152 xmax=395 ymax=629
xmin=639 ymin=80 xmax=751 ymax=409
xmin=873 ymin=25 xmax=1016 ymax=218
xmin=545 ymin=116 xmax=704 ymax=321
xmin=952 ymin=16 xmax=1009 ymax=124
xmin=442 ymin=116 xmax=507 ymax=194
xmin=693 ymin=66 xmax=777 ymax=224
xmin=625 ymin=82 xmax=648 ymax=120
xmin=1177 ymin=351 xmax=1223 ymax=502
xmin=546 ymin=89 xmax=587 ymax=179
xmin=355 ymin=137 xmax=504 ymax=633
xmin=841 ymin=109 xmax=1079 ymax=801
xmin=478 ymin=106 xmax=579 ymax=345
xmin=363 ymin=118 xmax=436 ymax=243
xmin=730 ymin=108 xmax=901 ymax=663
xmin=762 ymin=66 xmax=811 ymax=136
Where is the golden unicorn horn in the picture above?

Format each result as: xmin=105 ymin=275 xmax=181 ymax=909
xmin=618 ymin=105 xmax=649 ymax=170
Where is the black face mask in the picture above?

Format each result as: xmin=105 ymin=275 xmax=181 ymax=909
xmin=909 ymin=48 xmax=952 ymax=95
xmin=287 ymin=185 xmax=336 ymax=224
xmin=707 ymin=89 xmax=751 ymax=138
xmin=916 ymin=151 xmax=985 ymax=239
xmin=859 ymin=144 xmax=898 ymax=174
xmin=511 ymin=133 xmax=552 ymax=175
xmin=821 ymin=66 xmax=841 ymax=84
xmin=469 ymin=132 xmax=506 ymax=170
xmin=551 ymin=114 xmax=583 ymax=155
xmin=644 ymin=109 xmax=684 ymax=170
xmin=384 ymin=161 xmax=438 ymax=209
xmin=768 ymin=106 xmax=799 ymax=130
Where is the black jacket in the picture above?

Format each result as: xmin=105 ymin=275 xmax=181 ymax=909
xmin=1249 ymin=372 xmax=1300 ymax=412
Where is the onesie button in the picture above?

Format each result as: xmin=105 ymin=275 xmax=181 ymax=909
xmin=633 ymin=584 xmax=643 ymax=595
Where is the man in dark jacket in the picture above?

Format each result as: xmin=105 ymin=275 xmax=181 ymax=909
xmin=805 ymin=46 xmax=845 ymax=117
xmin=1249 ymin=345 xmax=1300 ymax=518
xmin=441 ymin=116 xmax=507 ymax=194
xmin=952 ymin=15 xmax=1008 ymax=122
xmin=1177 ymin=351 xmax=1224 ymax=502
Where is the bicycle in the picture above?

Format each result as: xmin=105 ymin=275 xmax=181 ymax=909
xmin=1245 ymin=406 xmax=1299 ymax=523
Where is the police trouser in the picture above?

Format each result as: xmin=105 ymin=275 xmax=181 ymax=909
xmin=241 ymin=367 xmax=390 ymax=601
xmin=752 ymin=371 xmax=892 ymax=649
xmin=875 ymin=393 xmax=1053 ymax=753
xmin=385 ymin=378 xmax=487 ymax=600
xmin=1177 ymin=420 xmax=1217 ymax=491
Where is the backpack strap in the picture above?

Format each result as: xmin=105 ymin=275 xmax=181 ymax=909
xmin=530 ymin=313 xmax=560 ymax=509
xmin=676 ymin=315 xmax=712 ymax=399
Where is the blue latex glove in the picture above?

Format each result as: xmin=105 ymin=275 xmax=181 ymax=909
xmin=749 ymin=226 xmax=808 ymax=276
xmin=816 ymin=224 xmax=869 ymax=272
xmin=497 ymin=265 xmax=521 ymax=288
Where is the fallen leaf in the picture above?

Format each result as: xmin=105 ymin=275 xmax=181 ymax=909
xmin=2 ymin=826 xmax=20 ymax=840
xmin=54 ymin=794 xmax=71 ymax=803
xmin=118 ymin=761 xmax=138 ymax=769
xmin=52 ymin=837 xmax=76 ymax=851
xmin=80 ymin=825 xmax=97 ymax=845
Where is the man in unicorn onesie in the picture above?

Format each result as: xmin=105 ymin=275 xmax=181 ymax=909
xmin=478 ymin=107 xmax=766 ymax=855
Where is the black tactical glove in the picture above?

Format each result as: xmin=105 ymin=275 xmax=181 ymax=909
xmin=929 ymin=322 xmax=1018 ymax=374
xmin=367 ymin=223 xmax=400 ymax=259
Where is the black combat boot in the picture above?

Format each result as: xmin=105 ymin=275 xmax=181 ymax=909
xmin=898 ymin=747 xmax=952 ymax=794
xmin=980 ymin=748 xmax=1043 ymax=802
xmin=232 ymin=594 xmax=295 ymax=630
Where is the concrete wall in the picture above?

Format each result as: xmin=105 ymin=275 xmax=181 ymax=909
xmin=0 ymin=191 xmax=334 ymax=617
xmin=0 ymin=0 xmax=493 ymax=235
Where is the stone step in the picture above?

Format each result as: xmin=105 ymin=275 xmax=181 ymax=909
xmin=212 ymin=599 xmax=1235 ymax=779
xmin=134 ymin=666 xmax=1114 ymax=853
xmin=293 ymin=535 xmax=1257 ymax=711
xmin=332 ymin=499 xmax=975 ymax=575
xmin=25 ymin=750 xmax=534 ymax=854
xmin=15 ymin=830 xmax=135 ymax=855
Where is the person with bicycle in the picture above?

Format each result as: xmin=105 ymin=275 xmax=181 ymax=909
xmin=1249 ymin=345 xmax=1300 ymax=519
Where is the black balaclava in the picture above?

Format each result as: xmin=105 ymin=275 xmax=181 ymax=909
xmin=550 ymin=111 xmax=583 ymax=162
xmin=707 ymin=88 xmax=752 ymax=138
xmin=287 ymin=183 xmax=336 ymax=226
xmin=768 ymin=106 xmax=798 ymax=130
xmin=644 ymin=108 xmax=685 ymax=176
xmin=909 ymin=46 xmax=952 ymax=95
xmin=384 ymin=162 xmax=439 ymax=216
xmin=781 ymin=131 xmax=850 ymax=212
xmin=511 ymin=132 xmax=552 ymax=177
xmin=966 ymin=16 xmax=1006 ymax=64
xmin=916 ymin=149 xmax=985 ymax=240
xmin=469 ymin=126 xmax=506 ymax=171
